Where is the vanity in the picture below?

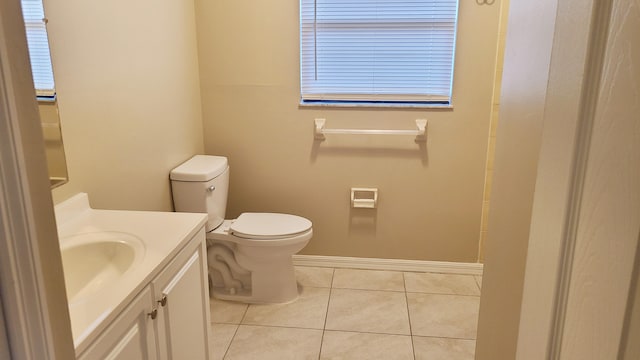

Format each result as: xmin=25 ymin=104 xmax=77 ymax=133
xmin=55 ymin=193 xmax=211 ymax=359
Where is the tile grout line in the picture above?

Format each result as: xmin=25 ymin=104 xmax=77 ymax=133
xmin=224 ymin=322 xmax=418 ymax=337
xmin=412 ymin=334 xmax=479 ymax=341
xmin=331 ymin=287 xmax=406 ymax=293
xmin=220 ymin=322 xmax=240 ymax=360
xmin=222 ymin=323 xmax=321 ymax=331
xmin=405 ymin=291 xmax=481 ymax=298
xmin=238 ymin=302 xmax=250 ymax=324
xmin=221 ymin=303 xmax=250 ymax=360
xmin=403 ymin=272 xmax=417 ymax=360
xmin=322 ymin=287 xmax=480 ymax=297
xmin=317 ymin=267 xmax=335 ymax=360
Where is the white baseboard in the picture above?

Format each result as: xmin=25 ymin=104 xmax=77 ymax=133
xmin=292 ymin=255 xmax=484 ymax=275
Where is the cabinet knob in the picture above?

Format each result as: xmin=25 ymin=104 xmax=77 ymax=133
xmin=148 ymin=308 xmax=158 ymax=320
xmin=158 ymin=295 xmax=168 ymax=307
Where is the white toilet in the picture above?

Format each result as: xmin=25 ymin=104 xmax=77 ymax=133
xmin=170 ymin=155 xmax=312 ymax=303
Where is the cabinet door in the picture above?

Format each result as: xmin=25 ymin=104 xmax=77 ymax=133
xmin=153 ymin=235 xmax=211 ymax=360
xmin=78 ymin=286 xmax=157 ymax=360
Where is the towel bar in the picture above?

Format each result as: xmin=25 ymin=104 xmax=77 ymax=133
xmin=314 ymin=118 xmax=427 ymax=142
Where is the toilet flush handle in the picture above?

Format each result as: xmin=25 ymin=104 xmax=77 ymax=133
xmin=207 ymin=185 xmax=215 ymax=192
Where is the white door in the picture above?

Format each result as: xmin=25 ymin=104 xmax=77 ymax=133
xmin=153 ymin=238 xmax=210 ymax=360
xmin=553 ymin=1 xmax=640 ymax=357
xmin=78 ymin=286 xmax=158 ymax=360
xmin=516 ymin=0 xmax=640 ymax=358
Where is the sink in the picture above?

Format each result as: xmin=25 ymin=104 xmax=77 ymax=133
xmin=61 ymin=232 xmax=145 ymax=304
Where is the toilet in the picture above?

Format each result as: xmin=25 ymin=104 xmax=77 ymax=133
xmin=170 ymin=155 xmax=312 ymax=303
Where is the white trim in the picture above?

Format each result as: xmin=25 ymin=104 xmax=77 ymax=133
xmin=0 ymin=0 xmax=74 ymax=358
xmin=0 ymin=16 xmax=53 ymax=360
xmin=293 ymin=255 xmax=483 ymax=275
xmin=547 ymin=0 xmax=613 ymax=355
xmin=514 ymin=0 xmax=598 ymax=356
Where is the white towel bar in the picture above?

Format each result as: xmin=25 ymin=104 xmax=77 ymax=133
xmin=314 ymin=118 xmax=427 ymax=142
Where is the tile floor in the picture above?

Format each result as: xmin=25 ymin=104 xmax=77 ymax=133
xmin=209 ymin=267 xmax=482 ymax=360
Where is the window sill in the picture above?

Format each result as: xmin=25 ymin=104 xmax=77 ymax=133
xmin=37 ymin=94 xmax=57 ymax=104
xmin=299 ymin=100 xmax=453 ymax=110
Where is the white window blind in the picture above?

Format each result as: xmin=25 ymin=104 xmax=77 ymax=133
xmin=20 ymin=0 xmax=55 ymax=97
xmin=300 ymin=0 xmax=459 ymax=104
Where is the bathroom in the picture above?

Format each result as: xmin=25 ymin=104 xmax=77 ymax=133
xmin=1 ymin=0 xmax=639 ymax=359
xmin=53 ymin=0 xmax=502 ymax=356
xmin=49 ymin=0 xmax=502 ymax=265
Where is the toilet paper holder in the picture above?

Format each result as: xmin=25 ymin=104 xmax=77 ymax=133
xmin=351 ymin=188 xmax=378 ymax=209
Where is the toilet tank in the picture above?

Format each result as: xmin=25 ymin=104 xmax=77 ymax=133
xmin=170 ymin=155 xmax=229 ymax=232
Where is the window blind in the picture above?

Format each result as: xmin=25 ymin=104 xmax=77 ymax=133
xmin=300 ymin=0 xmax=459 ymax=104
xmin=20 ymin=0 xmax=55 ymax=97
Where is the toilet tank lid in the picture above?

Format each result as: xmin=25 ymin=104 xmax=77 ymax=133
xmin=170 ymin=155 xmax=228 ymax=182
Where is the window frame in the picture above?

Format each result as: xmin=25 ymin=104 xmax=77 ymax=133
xmin=20 ymin=0 xmax=56 ymax=99
xmin=299 ymin=0 xmax=460 ymax=108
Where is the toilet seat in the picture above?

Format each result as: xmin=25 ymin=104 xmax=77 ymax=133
xmin=230 ymin=213 xmax=312 ymax=240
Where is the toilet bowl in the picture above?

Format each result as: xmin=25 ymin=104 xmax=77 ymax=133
xmin=170 ymin=155 xmax=312 ymax=303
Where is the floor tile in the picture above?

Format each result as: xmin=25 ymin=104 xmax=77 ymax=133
xmin=210 ymin=298 xmax=248 ymax=324
xmin=413 ymin=336 xmax=476 ymax=360
xmin=225 ymin=325 xmax=322 ymax=360
xmin=404 ymin=272 xmax=480 ymax=295
xmin=320 ymin=331 xmax=413 ymax=360
xmin=209 ymin=323 xmax=237 ymax=360
xmin=332 ymin=269 xmax=405 ymax=291
xmin=209 ymin=266 xmax=483 ymax=359
xmin=242 ymin=287 xmax=330 ymax=329
xmin=407 ymin=293 xmax=480 ymax=339
xmin=295 ymin=266 xmax=334 ymax=288
xmin=325 ymin=289 xmax=410 ymax=335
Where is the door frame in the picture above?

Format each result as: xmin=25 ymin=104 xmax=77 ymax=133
xmin=0 ymin=0 xmax=74 ymax=358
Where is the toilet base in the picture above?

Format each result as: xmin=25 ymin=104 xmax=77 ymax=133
xmin=210 ymin=285 xmax=300 ymax=304
xmin=206 ymin=226 xmax=311 ymax=304
xmin=209 ymin=256 xmax=300 ymax=304
xmin=206 ymin=243 xmax=302 ymax=304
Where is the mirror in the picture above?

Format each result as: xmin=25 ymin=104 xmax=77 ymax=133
xmin=39 ymin=100 xmax=68 ymax=188
xmin=21 ymin=0 xmax=69 ymax=188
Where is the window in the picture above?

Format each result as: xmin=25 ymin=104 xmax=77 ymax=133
xmin=20 ymin=0 xmax=55 ymax=98
xmin=300 ymin=0 xmax=459 ymax=105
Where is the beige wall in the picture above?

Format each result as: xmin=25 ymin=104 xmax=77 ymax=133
xmin=195 ymin=0 xmax=504 ymax=262
xmin=48 ymin=0 xmax=204 ymax=211
xmin=475 ymin=0 xmax=559 ymax=358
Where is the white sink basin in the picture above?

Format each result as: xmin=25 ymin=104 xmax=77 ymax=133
xmin=55 ymin=193 xmax=208 ymax=351
xmin=61 ymin=232 xmax=145 ymax=304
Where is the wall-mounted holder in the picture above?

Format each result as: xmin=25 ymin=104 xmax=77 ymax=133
xmin=314 ymin=119 xmax=427 ymax=143
xmin=351 ymin=188 xmax=378 ymax=209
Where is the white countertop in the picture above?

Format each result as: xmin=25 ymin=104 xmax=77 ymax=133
xmin=55 ymin=193 xmax=207 ymax=354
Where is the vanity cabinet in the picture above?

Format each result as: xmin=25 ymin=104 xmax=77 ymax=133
xmin=77 ymin=286 xmax=157 ymax=359
xmin=153 ymin=233 xmax=210 ymax=359
xmin=77 ymin=229 xmax=211 ymax=360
